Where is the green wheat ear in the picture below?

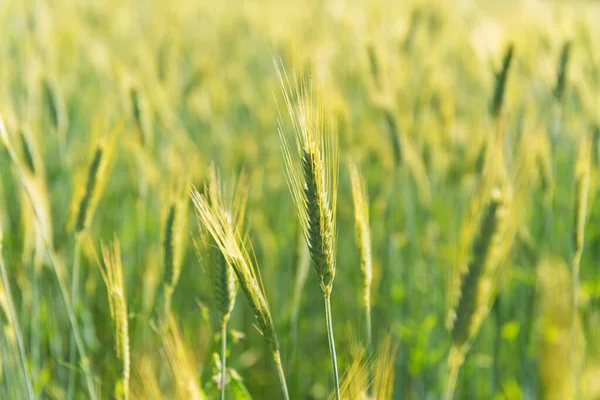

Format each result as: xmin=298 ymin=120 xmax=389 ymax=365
xmin=191 ymin=172 xmax=290 ymax=400
xmin=490 ymin=43 xmax=514 ymax=118
xmin=94 ymin=238 xmax=130 ymax=400
xmin=275 ymin=60 xmax=341 ymax=399
xmin=74 ymin=120 xmax=120 ymax=234
xmin=554 ymin=41 xmax=572 ymax=103
xmin=445 ymin=186 xmax=509 ymax=400
xmin=162 ymin=187 xmax=189 ymax=310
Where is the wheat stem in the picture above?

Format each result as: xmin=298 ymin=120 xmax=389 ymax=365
xmin=68 ymin=235 xmax=83 ymax=400
xmin=0 ymin=247 xmax=34 ymax=400
xmin=220 ymin=322 xmax=227 ymax=400
xmin=443 ymin=347 xmax=463 ymax=400
xmin=273 ymin=350 xmax=290 ymax=400
xmin=324 ymin=294 xmax=341 ymax=400
xmin=571 ymin=249 xmax=582 ymax=398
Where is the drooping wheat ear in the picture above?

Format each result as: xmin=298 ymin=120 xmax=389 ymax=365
xmin=203 ymin=164 xmax=247 ymax=400
xmin=162 ymin=191 xmax=189 ymax=311
xmin=554 ymin=41 xmax=572 ymax=103
xmin=191 ymin=181 xmax=290 ymax=400
xmin=490 ymin=43 xmax=514 ymax=119
xmin=445 ymin=187 xmax=507 ymax=400
xmin=571 ymin=136 xmax=590 ymax=398
xmin=275 ymin=61 xmax=340 ymax=399
xmin=349 ymin=162 xmax=373 ymax=348
xmin=1 ymin=118 xmax=97 ymax=400
xmin=95 ymin=238 xmax=130 ymax=400
xmin=0 ymin=215 xmax=34 ymax=399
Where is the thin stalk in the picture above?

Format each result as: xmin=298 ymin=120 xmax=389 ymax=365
xmin=31 ymin=250 xmax=41 ymax=384
xmin=443 ymin=362 xmax=459 ymax=400
xmin=68 ymin=235 xmax=82 ymax=400
xmin=273 ymin=350 xmax=290 ymax=400
xmin=0 ymin=251 xmax=34 ymax=400
xmin=571 ymin=249 xmax=582 ymax=399
xmin=220 ymin=322 xmax=227 ymax=400
xmin=365 ymin=294 xmax=372 ymax=350
xmin=2 ymin=130 xmax=97 ymax=400
xmin=324 ymin=294 xmax=340 ymax=400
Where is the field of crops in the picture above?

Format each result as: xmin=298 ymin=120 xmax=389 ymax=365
xmin=1 ymin=0 xmax=600 ymax=399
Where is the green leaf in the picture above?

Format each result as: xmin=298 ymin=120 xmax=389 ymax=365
xmin=230 ymin=370 xmax=253 ymax=400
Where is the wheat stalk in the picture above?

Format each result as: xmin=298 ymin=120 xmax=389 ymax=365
xmin=349 ymin=162 xmax=373 ymax=349
xmin=275 ymin=61 xmax=341 ymax=399
xmin=191 ymin=177 xmax=290 ymax=400
xmin=0 ymin=214 xmax=34 ymax=399
xmin=571 ymin=135 xmax=590 ymax=398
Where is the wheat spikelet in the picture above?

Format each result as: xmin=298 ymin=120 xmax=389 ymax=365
xmin=191 ymin=178 xmax=290 ymax=400
xmin=349 ymin=162 xmax=373 ymax=348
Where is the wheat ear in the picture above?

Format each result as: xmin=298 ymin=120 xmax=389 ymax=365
xmin=275 ymin=61 xmax=341 ymax=399
xmin=69 ymin=129 xmax=115 ymax=400
xmin=191 ymin=178 xmax=290 ymax=400
xmin=92 ymin=238 xmax=130 ymax=400
xmin=162 ymin=186 xmax=189 ymax=313
xmin=444 ymin=187 xmax=507 ymax=400
xmin=204 ymin=165 xmax=247 ymax=399
xmin=349 ymin=162 xmax=373 ymax=349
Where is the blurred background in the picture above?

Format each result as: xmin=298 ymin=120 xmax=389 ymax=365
xmin=1 ymin=0 xmax=600 ymax=398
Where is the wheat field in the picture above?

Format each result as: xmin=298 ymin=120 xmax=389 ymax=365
xmin=1 ymin=0 xmax=600 ymax=399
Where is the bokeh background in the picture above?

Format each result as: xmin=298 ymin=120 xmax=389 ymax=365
xmin=1 ymin=0 xmax=600 ymax=398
